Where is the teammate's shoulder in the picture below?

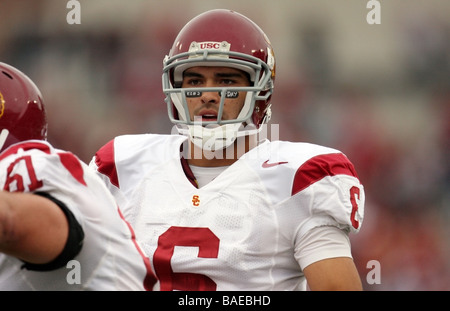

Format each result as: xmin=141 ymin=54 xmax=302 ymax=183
xmin=0 ymin=140 xmax=56 ymax=160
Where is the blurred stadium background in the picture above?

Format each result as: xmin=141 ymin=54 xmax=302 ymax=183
xmin=0 ymin=0 xmax=448 ymax=290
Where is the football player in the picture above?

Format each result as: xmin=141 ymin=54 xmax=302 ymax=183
xmin=90 ymin=9 xmax=365 ymax=291
xmin=0 ymin=62 xmax=156 ymax=290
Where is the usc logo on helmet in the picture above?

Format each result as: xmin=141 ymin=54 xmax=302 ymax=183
xmin=0 ymin=91 xmax=5 ymax=118
xmin=192 ymin=195 xmax=200 ymax=206
xmin=199 ymin=42 xmax=221 ymax=49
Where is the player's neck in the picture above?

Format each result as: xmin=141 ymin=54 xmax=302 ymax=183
xmin=187 ymin=135 xmax=257 ymax=167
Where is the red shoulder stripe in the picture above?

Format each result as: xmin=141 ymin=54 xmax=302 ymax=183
xmin=58 ymin=152 xmax=87 ymax=186
xmin=292 ymin=153 xmax=358 ymax=196
xmin=95 ymin=139 xmax=119 ymax=188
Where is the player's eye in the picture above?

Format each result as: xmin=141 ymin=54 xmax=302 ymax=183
xmin=186 ymin=78 xmax=203 ymax=86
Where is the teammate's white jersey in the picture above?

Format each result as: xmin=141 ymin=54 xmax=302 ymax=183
xmin=0 ymin=140 xmax=156 ymax=290
xmin=90 ymin=134 xmax=365 ymax=291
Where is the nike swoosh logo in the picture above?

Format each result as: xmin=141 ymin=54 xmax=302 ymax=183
xmin=262 ymin=160 xmax=288 ymax=168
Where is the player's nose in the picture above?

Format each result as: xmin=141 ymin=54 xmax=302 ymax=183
xmin=200 ymin=86 xmax=220 ymax=104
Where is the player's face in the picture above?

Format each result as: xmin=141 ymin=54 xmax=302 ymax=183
xmin=181 ymin=66 xmax=251 ymax=122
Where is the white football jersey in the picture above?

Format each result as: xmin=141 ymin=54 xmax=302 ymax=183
xmin=0 ymin=140 xmax=156 ymax=291
xmin=90 ymin=134 xmax=365 ymax=291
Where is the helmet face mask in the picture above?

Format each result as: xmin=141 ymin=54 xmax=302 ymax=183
xmin=162 ymin=9 xmax=276 ymax=151
xmin=0 ymin=63 xmax=48 ymax=153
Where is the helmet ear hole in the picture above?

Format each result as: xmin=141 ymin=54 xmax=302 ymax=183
xmin=253 ymin=101 xmax=271 ymax=126
xmin=2 ymin=71 xmax=13 ymax=79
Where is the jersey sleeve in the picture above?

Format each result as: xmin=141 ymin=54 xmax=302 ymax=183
xmin=89 ymin=138 xmax=119 ymax=188
xmin=292 ymin=152 xmax=365 ymax=237
xmin=295 ymin=225 xmax=352 ymax=270
xmin=0 ymin=141 xmax=88 ymax=222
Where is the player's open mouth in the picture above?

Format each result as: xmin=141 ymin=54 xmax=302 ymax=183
xmin=200 ymin=114 xmax=217 ymax=121
xmin=196 ymin=109 xmax=219 ymax=122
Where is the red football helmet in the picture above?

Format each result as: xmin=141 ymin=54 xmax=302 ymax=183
xmin=162 ymin=9 xmax=276 ymax=151
xmin=0 ymin=62 xmax=47 ymax=153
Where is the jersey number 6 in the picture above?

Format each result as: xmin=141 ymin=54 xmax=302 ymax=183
xmin=350 ymin=186 xmax=360 ymax=229
xmin=153 ymin=226 xmax=220 ymax=291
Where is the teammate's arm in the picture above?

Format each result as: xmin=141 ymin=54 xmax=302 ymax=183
xmin=303 ymin=257 xmax=363 ymax=290
xmin=0 ymin=191 xmax=69 ymax=264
